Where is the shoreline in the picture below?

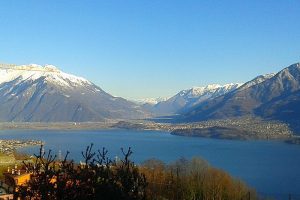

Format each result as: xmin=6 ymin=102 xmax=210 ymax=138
xmin=0 ymin=118 xmax=298 ymax=144
xmin=0 ymin=139 xmax=44 ymax=156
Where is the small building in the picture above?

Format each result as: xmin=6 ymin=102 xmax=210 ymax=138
xmin=1 ymin=166 xmax=31 ymax=195
xmin=3 ymin=170 xmax=31 ymax=187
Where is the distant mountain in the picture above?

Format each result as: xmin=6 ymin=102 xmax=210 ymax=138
xmin=0 ymin=64 xmax=148 ymax=122
xmin=133 ymin=97 xmax=168 ymax=105
xmin=183 ymin=63 xmax=300 ymax=125
xmin=2 ymin=62 xmax=299 ymax=128
xmin=144 ymin=83 xmax=242 ymax=116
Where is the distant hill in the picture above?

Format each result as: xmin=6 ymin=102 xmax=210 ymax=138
xmin=0 ymin=64 xmax=148 ymax=122
xmin=132 ymin=97 xmax=168 ymax=105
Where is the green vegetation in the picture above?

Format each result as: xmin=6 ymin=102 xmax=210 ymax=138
xmin=12 ymin=145 xmax=257 ymax=200
xmin=0 ymin=152 xmax=15 ymax=164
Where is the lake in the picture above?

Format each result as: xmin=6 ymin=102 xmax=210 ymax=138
xmin=0 ymin=129 xmax=300 ymax=199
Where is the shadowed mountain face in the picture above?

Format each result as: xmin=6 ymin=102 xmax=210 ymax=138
xmin=183 ymin=63 xmax=300 ymax=124
xmin=0 ymin=64 xmax=148 ymax=122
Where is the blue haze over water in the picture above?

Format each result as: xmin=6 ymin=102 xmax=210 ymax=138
xmin=0 ymin=129 xmax=299 ymax=199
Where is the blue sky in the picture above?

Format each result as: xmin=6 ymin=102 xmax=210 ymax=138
xmin=0 ymin=1 xmax=300 ymax=99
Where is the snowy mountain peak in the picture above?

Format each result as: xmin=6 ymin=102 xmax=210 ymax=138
xmin=180 ymin=83 xmax=242 ymax=98
xmin=1 ymin=63 xmax=61 ymax=73
xmin=262 ymin=73 xmax=276 ymax=79
xmin=0 ymin=63 xmax=91 ymax=88
xmin=44 ymin=64 xmax=60 ymax=72
xmin=133 ymin=97 xmax=169 ymax=105
xmin=0 ymin=63 xmax=148 ymax=122
xmin=144 ymin=83 xmax=243 ymax=115
xmin=239 ymin=73 xmax=276 ymax=90
xmin=189 ymin=84 xmax=221 ymax=95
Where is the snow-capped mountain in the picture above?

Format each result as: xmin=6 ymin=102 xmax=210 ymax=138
xmin=0 ymin=64 xmax=92 ymax=89
xmin=183 ymin=63 xmax=300 ymax=124
xmin=0 ymin=64 xmax=148 ymax=122
xmin=237 ymin=73 xmax=275 ymax=91
xmin=143 ymin=83 xmax=242 ymax=115
xmin=133 ymin=97 xmax=169 ymax=105
xmin=177 ymin=83 xmax=242 ymax=102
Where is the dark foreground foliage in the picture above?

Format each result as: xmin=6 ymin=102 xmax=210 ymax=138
xmin=14 ymin=145 xmax=257 ymax=200
xmin=14 ymin=144 xmax=147 ymax=200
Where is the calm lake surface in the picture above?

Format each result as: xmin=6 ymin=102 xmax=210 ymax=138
xmin=0 ymin=129 xmax=299 ymax=199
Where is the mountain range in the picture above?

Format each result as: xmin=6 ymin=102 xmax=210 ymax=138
xmin=0 ymin=64 xmax=147 ymax=122
xmin=182 ymin=63 xmax=300 ymax=127
xmin=142 ymin=83 xmax=242 ymax=116
xmin=0 ymin=62 xmax=300 ymax=129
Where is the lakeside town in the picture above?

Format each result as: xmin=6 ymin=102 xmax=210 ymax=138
xmin=0 ymin=117 xmax=296 ymax=141
xmin=0 ymin=139 xmax=43 ymax=155
xmin=113 ymin=117 xmax=295 ymax=140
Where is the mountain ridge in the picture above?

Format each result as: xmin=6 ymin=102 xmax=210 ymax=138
xmin=1 ymin=62 xmax=300 ymax=129
xmin=183 ymin=63 xmax=300 ymax=126
xmin=0 ymin=64 xmax=148 ymax=122
xmin=143 ymin=83 xmax=243 ymax=116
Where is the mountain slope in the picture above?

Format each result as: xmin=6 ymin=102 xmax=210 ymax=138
xmin=184 ymin=63 xmax=300 ymax=122
xmin=144 ymin=83 xmax=242 ymax=116
xmin=0 ymin=64 xmax=147 ymax=122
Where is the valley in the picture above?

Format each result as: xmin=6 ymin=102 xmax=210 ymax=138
xmin=2 ymin=3 xmax=300 ymax=199
xmin=0 ymin=116 xmax=296 ymax=141
xmin=1 ymin=62 xmax=300 ymax=143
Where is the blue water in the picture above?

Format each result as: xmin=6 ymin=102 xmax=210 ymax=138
xmin=0 ymin=129 xmax=300 ymax=199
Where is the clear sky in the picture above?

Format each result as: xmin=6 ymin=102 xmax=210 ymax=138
xmin=0 ymin=1 xmax=300 ymax=99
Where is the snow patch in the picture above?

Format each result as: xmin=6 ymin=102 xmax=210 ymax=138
xmin=134 ymin=97 xmax=169 ymax=105
xmin=0 ymin=63 xmax=92 ymax=88
xmin=178 ymin=83 xmax=243 ymax=99
xmin=240 ymin=73 xmax=275 ymax=90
